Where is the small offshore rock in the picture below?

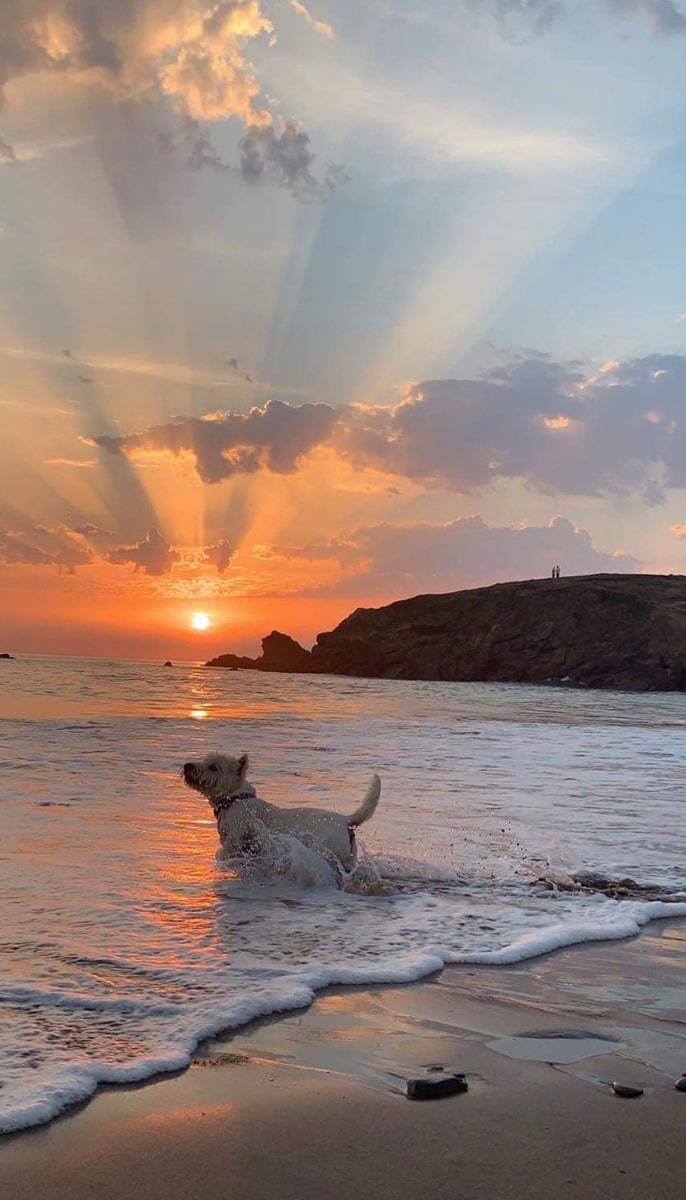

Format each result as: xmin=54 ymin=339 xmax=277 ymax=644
xmin=611 ymin=1082 xmax=644 ymax=1098
xmin=406 ymin=1073 xmax=468 ymax=1101
xmin=674 ymin=1076 xmax=686 ymax=1092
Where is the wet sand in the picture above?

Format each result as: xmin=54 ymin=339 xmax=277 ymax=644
xmin=2 ymin=920 xmax=686 ymax=1200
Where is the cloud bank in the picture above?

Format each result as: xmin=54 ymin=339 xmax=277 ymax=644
xmin=0 ymin=525 xmax=95 ymax=573
xmin=92 ymin=352 xmax=686 ymax=502
xmin=0 ymin=514 xmax=642 ymax=599
xmin=92 ymin=400 xmax=340 ymax=482
xmin=264 ymin=514 xmax=641 ymax=597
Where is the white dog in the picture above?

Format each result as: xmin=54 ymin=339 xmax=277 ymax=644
xmin=182 ymin=752 xmax=381 ymax=876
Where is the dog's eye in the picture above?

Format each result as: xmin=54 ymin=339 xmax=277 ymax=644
xmin=208 ymin=764 xmax=218 ymax=773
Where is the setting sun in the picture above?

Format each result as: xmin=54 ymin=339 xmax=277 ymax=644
xmin=191 ymin=612 xmax=211 ymax=632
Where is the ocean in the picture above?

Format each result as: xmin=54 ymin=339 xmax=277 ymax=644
xmin=2 ymin=655 xmax=686 ymax=1134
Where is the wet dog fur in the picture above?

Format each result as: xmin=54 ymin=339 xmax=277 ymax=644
xmin=182 ymin=752 xmax=381 ymax=878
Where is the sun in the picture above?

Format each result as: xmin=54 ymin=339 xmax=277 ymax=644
xmin=191 ymin=612 xmax=212 ymax=632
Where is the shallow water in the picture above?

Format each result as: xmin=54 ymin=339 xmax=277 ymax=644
xmin=2 ymin=655 xmax=686 ymax=1132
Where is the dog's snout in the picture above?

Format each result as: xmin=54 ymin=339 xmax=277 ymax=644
xmin=183 ymin=761 xmax=197 ymax=778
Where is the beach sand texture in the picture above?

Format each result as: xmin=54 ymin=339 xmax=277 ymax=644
xmin=3 ymin=920 xmax=686 ymax=1200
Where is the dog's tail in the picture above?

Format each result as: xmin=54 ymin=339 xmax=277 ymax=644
xmin=347 ymin=774 xmax=381 ymax=828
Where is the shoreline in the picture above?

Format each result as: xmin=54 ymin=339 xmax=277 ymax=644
xmin=3 ymin=920 xmax=686 ymax=1198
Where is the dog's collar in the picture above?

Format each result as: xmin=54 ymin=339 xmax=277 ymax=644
xmin=212 ymin=791 xmax=254 ymax=818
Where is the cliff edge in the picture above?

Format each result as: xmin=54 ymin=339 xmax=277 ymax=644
xmin=308 ymin=574 xmax=686 ymax=690
xmin=207 ymin=575 xmax=686 ymax=691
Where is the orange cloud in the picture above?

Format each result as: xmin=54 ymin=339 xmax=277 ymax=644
xmin=0 ymin=1 xmax=274 ymax=123
xmin=0 ymin=3 xmax=341 ymax=197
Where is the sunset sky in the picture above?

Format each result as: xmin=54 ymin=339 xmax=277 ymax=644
xmin=4 ymin=0 xmax=686 ymax=660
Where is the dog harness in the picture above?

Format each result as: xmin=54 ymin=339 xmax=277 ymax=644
xmin=212 ymin=791 xmax=255 ymax=820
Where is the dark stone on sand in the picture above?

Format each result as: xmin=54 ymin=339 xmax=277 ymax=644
xmin=164 ymin=661 xmax=173 ymax=667
xmin=0 ymin=652 xmax=14 ymax=659
xmin=611 ymin=1082 xmax=644 ymax=1098
xmin=674 ymin=1076 xmax=686 ymax=1092
xmin=406 ymin=1073 xmax=468 ymax=1100
xmin=206 ymin=574 xmax=686 ymax=691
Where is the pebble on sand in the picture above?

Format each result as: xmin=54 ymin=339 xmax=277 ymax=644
xmin=611 ymin=1082 xmax=644 ymax=1098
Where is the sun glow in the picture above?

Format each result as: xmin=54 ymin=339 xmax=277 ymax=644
xmin=191 ymin=612 xmax=211 ymax=631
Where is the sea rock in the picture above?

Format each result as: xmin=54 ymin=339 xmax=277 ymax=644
xmin=164 ymin=661 xmax=173 ymax=667
xmin=674 ymin=1076 xmax=686 ymax=1092
xmin=0 ymin=652 xmax=14 ymax=659
xmin=207 ymin=631 xmax=311 ymax=673
xmin=206 ymin=651 xmax=261 ymax=670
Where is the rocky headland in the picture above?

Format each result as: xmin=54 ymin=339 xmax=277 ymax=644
xmin=206 ymin=574 xmax=686 ymax=691
xmin=207 ymin=630 xmax=312 ymax=674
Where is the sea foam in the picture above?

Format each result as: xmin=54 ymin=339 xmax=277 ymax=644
xmin=2 ymin=657 xmax=686 ymax=1132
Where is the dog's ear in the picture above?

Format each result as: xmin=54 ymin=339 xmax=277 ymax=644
xmin=237 ymin=753 xmax=248 ymax=778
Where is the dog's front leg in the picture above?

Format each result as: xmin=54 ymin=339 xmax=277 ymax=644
xmin=240 ymin=826 xmax=264 ymax=856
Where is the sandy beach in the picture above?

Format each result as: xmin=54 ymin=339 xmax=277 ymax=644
xmin=3 ymin=919 xmax=686 ymax=1200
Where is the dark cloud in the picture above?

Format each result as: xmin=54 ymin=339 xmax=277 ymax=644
xmin=185 ymin=123 xmax=228 ymax=171
xmin=272 ymin=515 xmax=641 ymax=598
xmin=0 ymin=526 xmax=94 ymax=573
xmin=92 ymin=400 xmax=339 ymax=483
xmin=203 ymin=537 xmax=235 ymax=573
xmin=70 ymin=523 xmax=110 ymax=537
xmin=90 ymin=353 xmax=686 ymax=501
xmin=142 ymin=109 xmax=345 ymax=200
xmin=337 ymin=353 xmax=686 ymax=499
xmin=601 ymin=0 xmax=686 ymax=33
xmin=472 ymin=1 xmax=564 ymax=40
xmin=106 ymin=527 xmax=180 ymax=575
xmin=479 ymin=0 xmax=686 ymax=34
xmin=0 ymin=531 xmax=56 ymax=568
xmin=239 ymin=121 xmax=346 ymax=200
xmin=182 ymin=115 xmax=345 ymax=199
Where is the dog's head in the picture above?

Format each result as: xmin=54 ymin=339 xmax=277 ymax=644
xmin=182 ymin=752 xmax=249 ymax=802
